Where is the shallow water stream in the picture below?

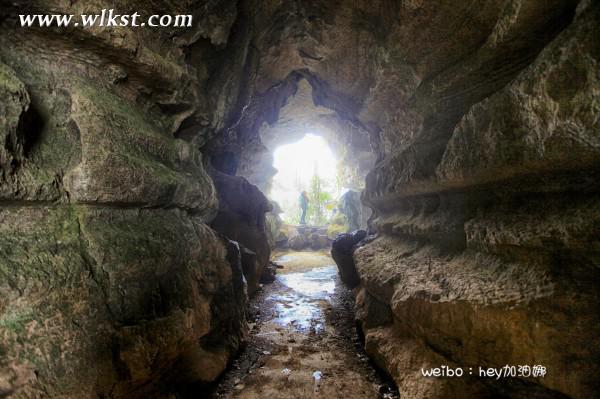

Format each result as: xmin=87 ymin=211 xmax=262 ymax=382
xmin=209 ymin=251 xmax=398 ymax=399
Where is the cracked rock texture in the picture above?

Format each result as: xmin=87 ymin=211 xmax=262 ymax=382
xmin=0 ymin=0 xmax=250 ymax=397
xmin=1 ymin=0 xmax=599 ymax=398
xmin=356 ymin=3 xmax=599 ymax=398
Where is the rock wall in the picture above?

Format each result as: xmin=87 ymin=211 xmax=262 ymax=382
xmin=209 ymin=168 xmax=272 ymax=295
xmin=356 ymin=2 xmax=599 ymax=398
xmin=0 ymin=0 xmax=251 ymax=397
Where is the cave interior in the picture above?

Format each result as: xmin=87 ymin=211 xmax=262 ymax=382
xmin=0 ymin=0 xmax=598 ymax=398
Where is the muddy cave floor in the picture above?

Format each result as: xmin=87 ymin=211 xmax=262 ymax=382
xmin=205 ymin=251 xmax=399 ymax=399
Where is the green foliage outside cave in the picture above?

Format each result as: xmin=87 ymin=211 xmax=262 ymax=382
xmin=279 ymin=163 xmax=342 ymax=226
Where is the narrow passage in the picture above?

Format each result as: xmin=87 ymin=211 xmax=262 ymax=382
xmin=210 ymin=251 xmax=398 ymax=398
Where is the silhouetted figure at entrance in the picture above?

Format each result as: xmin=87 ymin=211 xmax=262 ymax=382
xmin=299 ymin=191 xmax=309 ymax=225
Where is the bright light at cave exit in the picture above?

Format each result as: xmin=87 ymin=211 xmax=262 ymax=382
xmin=270 ymin=134 xmax=338 ymax=222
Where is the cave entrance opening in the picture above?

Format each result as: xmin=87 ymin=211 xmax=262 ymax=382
xmin=229 ymin=78 xmax=374 ymax=253
xmin=270 ymin=133 xmax=343 ymax=227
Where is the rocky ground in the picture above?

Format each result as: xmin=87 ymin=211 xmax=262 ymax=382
xmin=206 ymin=251 xmax=398 ymax=399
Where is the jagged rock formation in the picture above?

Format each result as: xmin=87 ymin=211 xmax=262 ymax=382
xmin=1 ymin=0 xmax=598 ymax=398
xmin=216 ymin=78 xmax=375 ymax=193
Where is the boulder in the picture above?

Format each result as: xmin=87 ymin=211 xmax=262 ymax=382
xmin=296 ymin=226 xmax=309 ymax=235
xmin=259 ymin=261 xmax=280 ymax=284
xmin=274 ymin=232 xmax=289 ymax=249
xmin=331 ymin=230 xmax=367 ymax=287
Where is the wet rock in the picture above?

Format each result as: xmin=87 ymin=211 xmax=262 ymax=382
xmin=331 ymin=230 xmax=367 ymax=288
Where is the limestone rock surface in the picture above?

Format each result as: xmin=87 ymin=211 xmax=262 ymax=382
xmin=0 ymin=206 xmax=247 ymax=398
xmin=289 ymin=234 xmax=308 ymax=251
xmin=354 ymin=4 xmax=600 ymax=398
xmin=0 ymin=0 xmax=250 ymax=397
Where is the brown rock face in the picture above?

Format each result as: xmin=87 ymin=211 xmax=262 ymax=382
xmin=0 ymin=206 xmax=247 ymax=398
xmin=331 ymin=230 xmax=366 ymax=288
xmin=355 ymin=4 xmax=600 ymax=399
xmin=1 ymin=0 xmax=599 ymax=398
xmin=0 ymin=0 xmax=249 ymax=397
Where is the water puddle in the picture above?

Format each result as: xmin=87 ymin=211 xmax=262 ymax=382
xmin=268 ymin=265 xmax=336 ymax=332
xmin=210 ymin=251 xmax=397 ymax=399
xmin=279 ymin=267 xmax=336 ymax=296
